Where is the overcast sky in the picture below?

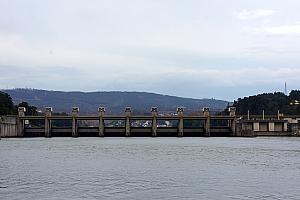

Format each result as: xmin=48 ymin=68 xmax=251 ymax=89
xmin=1 ymin=0 xmax=300 ymax=101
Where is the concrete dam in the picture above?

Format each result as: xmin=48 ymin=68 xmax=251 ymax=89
xmin=1 ymin=106 xmax=300 ymax=138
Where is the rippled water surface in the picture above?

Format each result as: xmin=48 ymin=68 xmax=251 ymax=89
xmin=1 ymin=137 xmax=300 ymax=200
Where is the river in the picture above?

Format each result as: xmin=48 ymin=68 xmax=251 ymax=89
xmin=1 ymin=137 xmax=300 ymax=200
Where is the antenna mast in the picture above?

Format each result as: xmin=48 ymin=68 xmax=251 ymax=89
xmin=285 ymin=82 xmax=287 ymax=95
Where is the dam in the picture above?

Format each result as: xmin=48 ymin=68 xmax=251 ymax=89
xmin=0 ymin=106 xmax=299 ymax=138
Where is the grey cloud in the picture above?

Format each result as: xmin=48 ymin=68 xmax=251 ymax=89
xmin=0 ymin=0 xmax=300 ymax=100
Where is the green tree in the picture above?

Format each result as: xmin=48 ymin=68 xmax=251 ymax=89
xmin=232 ymin=91 xmax=300 ymax=115
xmin=17 ymin=102 xmax=38 ymax=116
xmin=0 ymin=91 xmax=15 ymax=115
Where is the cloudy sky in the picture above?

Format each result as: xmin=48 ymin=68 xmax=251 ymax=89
xmin=0 ymin=0 xmax=300 ymax=100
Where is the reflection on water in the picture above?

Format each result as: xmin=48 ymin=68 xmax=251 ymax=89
xmin=1 ymin=137 xmax=300 ymax=200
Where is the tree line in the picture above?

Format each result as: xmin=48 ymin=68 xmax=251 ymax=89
xmin=0 ymin=91 xmax=37 ymax=116
xmin=2 ymin=90 xmax=300 ymax=116
xmin=232 ymin=90 xmax=300 ymax=115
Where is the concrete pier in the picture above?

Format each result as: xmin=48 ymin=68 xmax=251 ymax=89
xmin=17 ymin=107 xmax=26 ymax=137
xmin=229 ymin=107 xmax=236 ymax=136
xmin=125 ymin=107 xmax=131 ymax=137
xmin=98 ymin=107 xmax=105 ymax=137
xmin=177 ymin=107 xmax=184 ymax=137
xmin=268 ymin=122 xmax=275 ymax=132
xmin=151 ymin=107 xmax=158 ymax=137
xmin=45 ymin=107 xmax=52 ymax=137
xmin=203 ymin=107 xmax=210 ymax=137
xmin=0 ymin=116 xmax=17 ymax=138
xmin=72 ymin=107 xmax=79 ymax=137
xmin=253 ymin=122 xmax=260 ymax=132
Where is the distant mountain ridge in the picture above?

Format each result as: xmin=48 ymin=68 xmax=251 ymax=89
xmin=2 ymin=89 xmax=229 ymax=114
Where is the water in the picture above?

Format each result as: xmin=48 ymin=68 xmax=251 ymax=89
xmin=1 ymin=137 xmax=300 ymax=200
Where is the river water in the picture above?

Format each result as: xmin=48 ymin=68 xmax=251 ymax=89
xmin=1 ymin=137 xmax=300 ymax=200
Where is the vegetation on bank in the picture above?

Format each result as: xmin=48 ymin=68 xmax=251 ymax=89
xmin=233 ymin=90 xmax=300 ymax=115
xmin=0 ymin=91 xmax=37 ymax=116
xmin=2 ymin=90 xmax=300 ymax=116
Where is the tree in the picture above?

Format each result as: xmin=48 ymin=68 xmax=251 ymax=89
xmin=17 ymin=102 xmax=38 ymax=116
xmin=0 ymin=91 xmax=15 ymax=115
xmin=232 ymin=91 xmax=300 ymax=115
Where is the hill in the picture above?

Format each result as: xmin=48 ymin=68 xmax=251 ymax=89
xmin=233 ymin=91 xmax=300 ymax=115
xmin=2 ymin=89 xmax=228 ymax=114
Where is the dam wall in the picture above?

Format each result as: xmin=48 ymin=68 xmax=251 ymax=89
xmin=0 ymin=116 xmax=18 ymax=138
xmin=1 ymin=107 xmax=299 ymax=138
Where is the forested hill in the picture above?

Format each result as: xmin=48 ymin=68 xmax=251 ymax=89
xmin=233 ymin=91 xmax=300 ymax=115
xmin=3 ymin=89 xmax=228 ymax=114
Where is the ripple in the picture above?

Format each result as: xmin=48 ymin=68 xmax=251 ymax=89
xmin=1 ymin=138 xmax=300 ymax=200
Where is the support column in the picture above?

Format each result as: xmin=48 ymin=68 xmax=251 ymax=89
xmin=45 ymin=107 xmax=52 ymax=138
xmin=203 ymin=107 xmax=210 ymax=137
xmin=283 ymin=121 xmax=288 ymax=132
xmin=17 ymin=107 xmax=26 ymax=137
xmin=253 ymin=122 xmax=260 ymax=132
xmin=98 ymin=107 xmax=105 ymax=137
xmin=268 ymin=122 xmax=275 ymax=132
xmin=151 ymin=107 xmax=158 ymax=137
xmin=72 ymin=107 xmax=79 ymax=137
xmin=177 ymin=107 xmax=184 ymax=137
xmin=125 ymin=107 xmax=131 ymax=137
xmin=247 ymin=110 xmax=250 ymax=120
xmin=229 ymin=107 xmax=236 ymax=136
